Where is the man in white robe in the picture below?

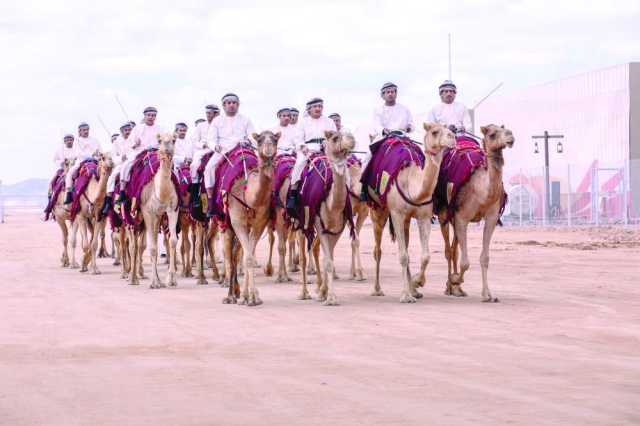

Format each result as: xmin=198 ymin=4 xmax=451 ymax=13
xmin=63 ymin=123 xmax=101 ymax=204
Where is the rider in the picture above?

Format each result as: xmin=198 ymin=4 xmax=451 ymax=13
xmin=271 ymin=107 xmax=298 ymax=154
xmin=426 ymin=80 xmax=471 ymax=135
xmin=63 ymin=123 xmax=101 ymax=204
xmin=286 ymin=97 xmax=337 ymax=212
xmin=328 ymin=113 xmax=342 ymax=131
xmin=203 ymin=93 xmax=255 ymax=218
xmin=173 ymin=122 xmax=193 ymax=169
xmin=53 ymin=134 xmax=76 ymax=169
xmin=102 ymin=122 xmax=132 ymax=214
xmin=372 ymin=82 xmax=414 ymax=138
xmin=189 ymin=105 xmax=220 ymax=207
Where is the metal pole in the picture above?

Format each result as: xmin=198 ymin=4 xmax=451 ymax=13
xmin=543 ymin=131 xmax=550 ymax=224
xmin=448 ymin=33 xmax=452 ymax=80
xmin=622 ymin=162 xmax=628 ymax=225
xmin=594 ymin=167 xmax=600 ymax=226
xmin=567 ymin=164 xmax=572 ymax=227
xmin=542 ymin=165 xmax=547 ymax=226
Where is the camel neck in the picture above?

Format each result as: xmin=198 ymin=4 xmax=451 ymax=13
xmin=411 ymin=151 xmax=442 ymax=203
xmin=328 ymin=160 xmax=347 ymax=213
xmin=245 ymin=158 xmax=274 ymax=208
xmin=155 ymin=155 xmax=174 ymax=203
xmin=486 ymin=150 xmax=505 ymax=200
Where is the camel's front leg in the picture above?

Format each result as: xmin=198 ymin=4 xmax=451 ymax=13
xmin=369 ymin=208 xmax=387 ymax=296
xmin=79 ymin=218 xmax=91 ymax=272
xmin=350 ymin=207 xmax=368 ymax=281
xmin=318 ymin=233 xmax=339 ymax=306
xmin=297 ymin=232 xmax=311 ymax=300
xmin=208 ymin=224 xmax=221 ymax=281
xmin=312 ymin=236 xmax=322 ymax=294
xmin=480 ymin=207 xmax=500 ymax=303
xmin=57 ymin=218 xmax=70 ymax=267
xmin=128 ymin=228 xmax=139 ymax=285
xmin=264 ymin=225 xmax=274 ymax=277
xmin=390 ymin=212 xmax=415 ymax=303
xmin=194 ymin=223 xmax=208 ymax=285
xmin=69 ymin=219 xmax=80 ymax=269
xmin=275 ymin=219 xmax=291 ymax=282
xmin=239 ymin=223 xmax=266 ymax=307
xmin=165 ymin=210 xmax=179 ymax=287
xmin=144 ymin=214 xmax=163 ymax=289
xmin=288 ymin=228 xmax=299 ymax=272
xmin=410 ymin=218 xmax=433 ymax=298
xmin=89 ymin=220 xmax=104 ymax=274
xmin=222 ymin=231 xmax=238 ymax=303
xmin=440 ymin=219 xmax=455 ymax=295
xmin=450 ymin=218 xmax=470 ymax=297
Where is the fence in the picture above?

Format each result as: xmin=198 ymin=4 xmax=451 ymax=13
xmin=502 ymin=160 xmax=639 ymax=226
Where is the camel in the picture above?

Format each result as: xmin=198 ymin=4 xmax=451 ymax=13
xmin=127 ymin=133 xmax=180 ymax=288
xmin=50 ymin=160 xmax=75 ymax=268
xmin=347 ymin=157 xmax=369 ymax=281
xmin=297 ymin=130 xmax=356 ymax=306
xmin=178 ymin=209 xmax=194 ymax=277
xmin=71 ymin=153 xmax=114 ymax=274
xmin=193 ymin=212 xmax=221 ymax=285
xmin=368 ymin=124 xmax=455 ymax=303
xmin=438 ymin=124 xmax=514 ymax=302
xmin=222 ymin=131 xmax=279 ymax=306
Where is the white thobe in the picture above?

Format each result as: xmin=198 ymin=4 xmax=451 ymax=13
xmin=271 ymin=124 xmax=299 ymax=154
xmin=372 ymin=103 xmax=414 ymax=136
xmin=54 ymin=145 xmax=76 ymax=168
xmin=291 ymin=116 xmax=337 ymax=185
xmin=204 ymin=113 xmax=255 ymax=189
xmin=426 ymin=102 xmax=471 ymax=131
xmin=190 ymin=119 xmax=216 ymax=181
xmin=120 ymin=123 xmax=165 ymax=184
xmin=65 ymin=136 xmax=101 ymax=190
xmin=174 ymin=136 xmax=194 ymax=167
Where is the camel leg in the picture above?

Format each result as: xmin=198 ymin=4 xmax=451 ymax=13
xmin=144 ymin=214 xmax=163 ymax=289
xmin=317 ymin=233 xmax=340 ymax=306
xmin=389 ymin=211 xmax=415 ymax=303
xmin=138 ymin=227 xmax=147 ymax=279
xmin=275 ymin=218 xmax=291 ymax=283
xmin=89 ymin=220 xmax=104 ymax=274
xmin=297 ymin=232 xmax=311 ymax=300
xmin=110 ymin=230 xmax=116 ymax=260
xmin=128 ymin=228 xmax=139 ymax=285
xmin=208 ymin=225 xmax=221 ymax=282
xmin=119 ymin=228 xmax=129 ymax=279
xmin=69 ymin=219 xmax=80 ymax=269
xmin=264 ymin=225 xmax=274 ymax=277
xmin=369 ymin=208 xmax=387 ymax=296
xmin=451 ymin=218 xmax=470 ymax=297
xmin=440 ymin=221 xmax=455 ymax=296
xmin=113 ymin=229 xmax=121 ymax=266
xmin=222 ymin=231 xmax=238 ymax=303
xmin=312 ymin=236 xmax=322 ymax=294
xmin=351 ymin=208 xmax=368 ymax=281
xmin=165 ymin=211 xmax=179 ymax=287
xmin=480 ymin=208 xmax=500 ymax=303
xmin=242 ymin=223 xmax=266 ymax=306
xmin=79 ymin=218 xmax=90 ymax=273
xmin=184 ymin=223 xmax=193 ymax=277
xmin=57 ymin=217 xmax=70 ymax=267
xmin=194 ymin=223 xmax=208 ymax=285
xmin=307 ymin=241 xmax=317 ymax=276
xmin=288 ymin=229 xmax=300 ymax=272
xmin=409 ymin=218 xmax=432 ymax=298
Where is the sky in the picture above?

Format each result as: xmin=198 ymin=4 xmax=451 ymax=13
xmin=0 ymin=0 xmax=638 ymax=184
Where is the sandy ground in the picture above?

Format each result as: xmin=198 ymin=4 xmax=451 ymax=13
xmin=0 ymin=212 xmax=639 ymax=426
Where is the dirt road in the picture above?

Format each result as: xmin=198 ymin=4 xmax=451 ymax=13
xmin=1 ymin=213 xmax=639 ymax=425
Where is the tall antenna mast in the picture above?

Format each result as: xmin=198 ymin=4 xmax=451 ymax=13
xmin=448 ymin=33 xmax=452 ymax=80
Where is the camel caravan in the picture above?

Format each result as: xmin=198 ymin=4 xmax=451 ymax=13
xmin=44 ymin=81 xmax=514 ymax=306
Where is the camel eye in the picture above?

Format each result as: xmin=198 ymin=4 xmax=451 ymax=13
xmin=432 ymin=130 xmax=438 ymax=136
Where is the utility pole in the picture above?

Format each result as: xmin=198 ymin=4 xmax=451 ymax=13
xmin=448 ymin=33 xmax=452 ymax=80
xmin=532 ymin=131 xmax=564 ymax=223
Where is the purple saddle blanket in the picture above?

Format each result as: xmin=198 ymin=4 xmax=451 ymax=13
xmin=360 ymin=135 xmax=425 ymax=209
xmin=125 ymin=149 xmax=180 ymax=202
xmin=44 ymin=168 xmax=66 ymax=220
xmin=273 ymin=154 xmax=295 ymax=196
xmin=294 ymin=153 xmax=355 ymax=247
xmin=69 ymin=160 xmax=99 ymax=221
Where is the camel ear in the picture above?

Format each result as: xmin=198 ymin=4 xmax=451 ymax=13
xmin=324 ymin=130 xmax=336 ymax=140
xmin=423 ymin=123 xmax=434 ymax=132
xmin=501 ymin=124 xmax=505 ymax=129
xmin=252 ymin=132 xmax=260 ymax=142
xmin=480 ymin=126 xmax=488 ymax=135
xmin=156 ymin=133 xmax=162 ymax=142
xmin=273 ymin=132 xmax=281 ymax=141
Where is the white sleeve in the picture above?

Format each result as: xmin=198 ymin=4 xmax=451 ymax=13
xmin=327 ymin=118 xmax=337 ymax=132
xmin=295 ymin=125 xmax=305 ymax=151
xmin=210 ymin=122 xmax=220 ymax=147
xmin=426 ymin=107 xmax=437 ymax=124
xmin=462 ymin=107 xmax=472 ymax=131
xmin=406 ymin=107 xmax=415 ymax=132
xmin=53 ymin=148 xmax=63 ymax=166
xmin=372 ymin=108 xmax=384 ymax=134
xmin=246 ymin=119 xmax=256 ymax=143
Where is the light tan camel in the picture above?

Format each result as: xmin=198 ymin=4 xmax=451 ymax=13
xmin=438 ymin=124 xmax=514 ymax=302
xmin=368 ymin=124 xmax=455 ymax=303
xmin=71 ymin=153 xmax=114 ymax=274
xmin=179 ymin=210 xmax=194 ymax=277
xmin=347 ymin=157 xmax=369 ymax=281
xmin=51 ymin=160 xmax=75 ymax=268
xmin=297 ymin=130 xmax=356 ymax=306
xmin=222 ymin=131 xmax=279 ymax=305
xmin=193 ymin=219 xmax=220 ymax=285
xmin=127 ymin=133 xmax=180 ymax=288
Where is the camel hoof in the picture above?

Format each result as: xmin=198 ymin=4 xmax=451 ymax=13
xmin=323 ymin=293 xmax=339 ymax=306
xmin=289 ymin=265 xmax=300 ymax=273
xmin=70 ymin=263 xmax=79 ymax=269
xmin=113 ymin=260 xmax=121 ymax=266
xmin=307 ymin=268 xmax=316 ymax=276
xmin=129 ymin=280 xmax=139 ymax=286
xmin=332 ymin=273 xmax=339 ymax=280
xmin=412 ymin=291 xmax=423 ymax=299
xmin=275 ymin=275 xmax=292 ymax=283
xmin=120 ymin=274 xmax=128 ymax=279
xmin=399 ymin=292 xmax=417 ymax=303
xmin=150 ymin=282 xmax=165 ymax=289
xmin=316 ymin=294 xmax=327 ymax=303
xmin=370 ymin=289 xmax=385 ymax=297
xmin=483 ymin=296 xmax=499 ymax=303
xmin=79 ymin=267 xmax=88 ymax=273
xmin=219 ymin=280 xmax=230 ymax=288
xmin=246 ymin=296 xmax=263 ymax=306
xmin=222 ymin=296 xmax=237 ymax=304
xmin=297 ymin=291 xmax=312 ymax=300
xmin=264 ymin=265 xmax=273 ymax=277
xmin=92 ymin=269 xmax=101 ymax=275
xmin=196 ymin=278 xmax=208 ymax=285
xmin=355 ymin=271 xmax=366 ymax=281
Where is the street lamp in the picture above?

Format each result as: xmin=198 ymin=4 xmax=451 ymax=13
xmin=532 ymin=131 xmax=564 ymax=223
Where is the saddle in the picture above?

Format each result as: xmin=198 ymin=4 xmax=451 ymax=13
xmin=272 ymin=153 xmax=296 ymax=210
xmin=44 ymin=168 xmax=67 ymax=221
xmin=434 ymin=136 xmax=507 ymax=224
xmin=292 ymin=152 xmax=355 ymax=247
xmin=359 ymin=135 xmax=425 ymax=209
xmin=68 ymin=160 xmax=99 ymax=221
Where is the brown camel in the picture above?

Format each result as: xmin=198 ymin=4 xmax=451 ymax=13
xmin=178 ymin=209 xmax=194 ymax=277
xmin=368 ymin=124 xmax=455 ymax=303
xmin=222 ymin=131 xmax=279 ymax=305
xmin=127 ymin=133 xmax=180 ymax=288
xmin=71 ymin=153 xmax=114 ymax=274
xmin=297 ymin=130 xmax=356 ymax=306
xmin=438 ymin=124 xmax=514 ymax=302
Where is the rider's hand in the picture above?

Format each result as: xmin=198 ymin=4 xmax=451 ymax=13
xmin=458 ymin=126 xmax=466 ymax=133
xmin=382 ymin=128 xmax=390 ymax=136
xmin=301 ymin=146 xmax=309 ymax=156
xmin=448 ymin=125 xmax=457 ymax=133
xmin=214 ymin=145 xmax=222 ymax=153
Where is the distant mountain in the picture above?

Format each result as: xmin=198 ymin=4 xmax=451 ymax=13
xmin=1 ymin=178 xmax=49 ymax=196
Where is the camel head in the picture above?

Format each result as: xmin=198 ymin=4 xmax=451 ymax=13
xmin=422 ymin=123 xmax=455 ymax=155
xmin=156 ymin=132 xmax=176 ymax=162
xmin=97 ymin=152 xmax=114 ymax=175
xmin=324 ymin=130 xmax=356 ymax=161
xmin=480 ymin=124 xmax=515 ymax=153
xmin=252 ymin=131 xmax=279 ymax=165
